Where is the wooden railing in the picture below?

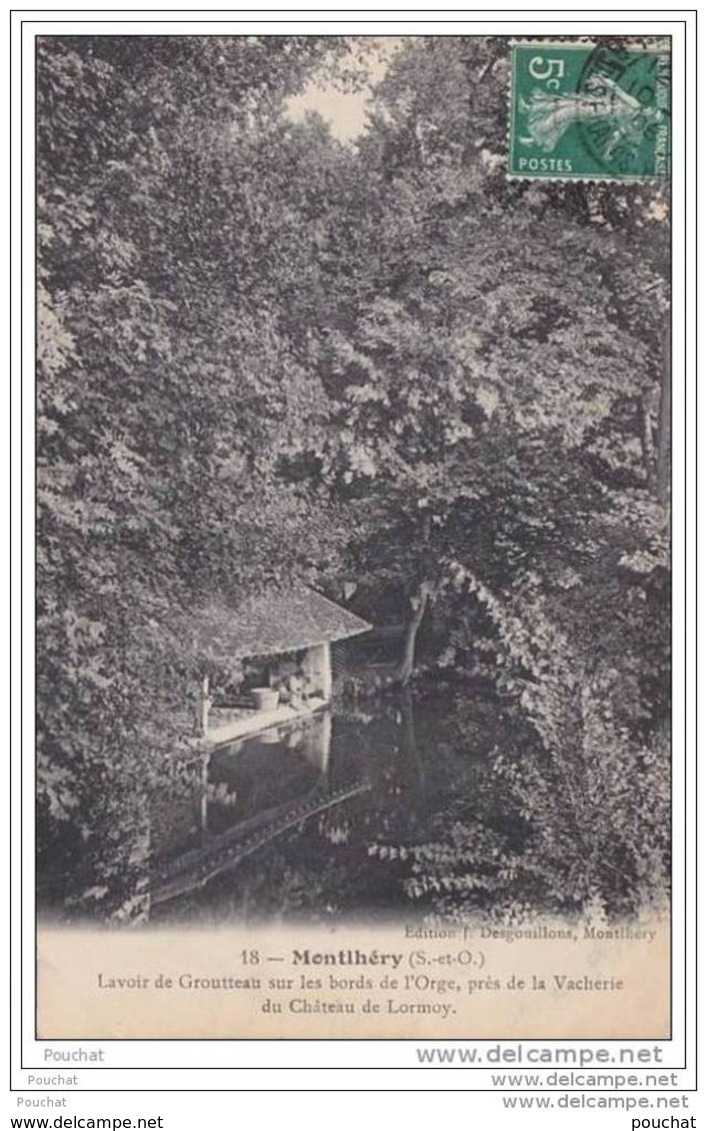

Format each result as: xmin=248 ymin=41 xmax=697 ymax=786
xmin=151 ymin=780 xmax=370 ymax=907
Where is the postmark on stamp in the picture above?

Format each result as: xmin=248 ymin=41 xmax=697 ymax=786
xmin=508 ymin=42 xmax=671 ymax=181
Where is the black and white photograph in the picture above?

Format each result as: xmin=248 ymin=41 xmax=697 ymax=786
xmin=34 ymin=30 xmax=673 ymax=1039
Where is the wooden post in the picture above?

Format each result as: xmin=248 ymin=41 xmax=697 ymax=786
xmin=196 ymin=674 xmax=211 ymax=737
xmin=302 ymin=643 xmax=332 ymax=701
xmin=320 ymin=642 xmax=332 ymax=702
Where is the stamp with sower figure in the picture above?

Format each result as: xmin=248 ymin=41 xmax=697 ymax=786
xmin=508 ymin=42 xmax=671 ymax=181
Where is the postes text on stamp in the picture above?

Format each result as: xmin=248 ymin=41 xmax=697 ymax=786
xmin=508 ymin=42 xmax=671 ymax=181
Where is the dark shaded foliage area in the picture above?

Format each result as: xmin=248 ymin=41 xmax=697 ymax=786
xmin=37 ymin=36 xmax=670 ymax=922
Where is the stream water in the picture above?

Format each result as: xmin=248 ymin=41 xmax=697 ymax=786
xmin=38 ymin=687 xmax=537 ymax=925
xmin=149 ymin=689 xmax=515 ymax=925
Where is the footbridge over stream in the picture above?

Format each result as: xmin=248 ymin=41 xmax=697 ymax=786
xmin=151 ymin=779 xmax=370 ymax=907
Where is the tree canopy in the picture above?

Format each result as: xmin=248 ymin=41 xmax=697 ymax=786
xmin=36 ymin=34 xmax=671 ymax=921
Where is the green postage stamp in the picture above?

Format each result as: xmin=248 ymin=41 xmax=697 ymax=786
xmin=508 ymin=42 xmax=671 ymax=181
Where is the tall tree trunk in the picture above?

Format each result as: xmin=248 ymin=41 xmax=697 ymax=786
xmin=399 ymin=688 xmax=426 ymax=790
xmin=396 ymin=583 xmax=430 ymax=686
xmin=656 ymin=322 xmax=671 ymax=507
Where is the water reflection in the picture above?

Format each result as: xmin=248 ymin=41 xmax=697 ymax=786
xmin=39 ymin=693 xmax=477 ymax=923
xmin=149 ymin=710 xmax=359 ymax=908
xmin=39 ymin=690 xmax=659 ymax=925
xmin=147 ymin=694 xmax=494 ymax=923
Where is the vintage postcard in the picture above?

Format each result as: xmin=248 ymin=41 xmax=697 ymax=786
xmin=33 ymin=30 xmax=674 ymax=1042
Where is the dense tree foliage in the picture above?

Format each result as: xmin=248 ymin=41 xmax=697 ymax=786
xmin=37 ymin=36 xmax=349 ymax=831
xmin=37 ymin=35 xmax=671 ymax=921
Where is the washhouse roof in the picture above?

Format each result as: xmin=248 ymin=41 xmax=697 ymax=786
xmin=184 ymin=586 xmax=372 ymax=664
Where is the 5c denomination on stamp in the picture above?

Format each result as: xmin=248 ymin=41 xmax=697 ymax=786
xmin=508 ymin=42 xmax=671 ymax=181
